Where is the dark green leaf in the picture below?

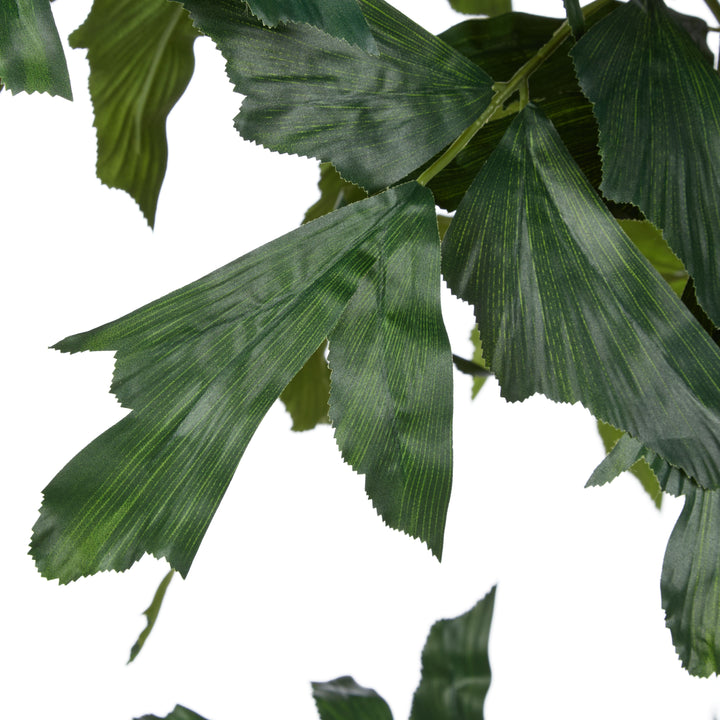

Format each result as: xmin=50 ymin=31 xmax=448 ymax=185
xmin=31 ymin=182 xmax=452 ymax=582
xmin=596 ymin=421 xmax=662 ymax=509
xmin=562 ymin=0 xmax=584 ymax=38
xmin=136 ymin=706 xmax=209 ymax=720
xmin=0 ymin=0 xmax=71 ymax=98
xmin=69 ymin=0 xmax=199 ymax=227
xmin=448 ymin=0 xmax=511 ymax=16
xmin=442 ymin=104 xmax=720 ymax=489
xmin=313 ymin=677 xmax=394 ymax=720
xmin=571 ymin=0 xmax=720 ymax=325
xmin=128 ymin=568 xmax=175 ymax=664
xmin=244 ymin=0 xmax=377 ymax=54
xmin=180 ymin=0 xmax=494 ymax=192
xmin=410 ymin=586 xmax=495 ymax=720
xmin=280 ymin=341 xmax=331 ymax=431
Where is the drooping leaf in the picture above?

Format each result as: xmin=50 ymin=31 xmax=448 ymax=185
xmin=562 ymin=0 xmax=584 ymax=38
xmin=180 ymin=0 xmax=494 ymax=192
xmin=69 ymin=0 xmax=199 ymax=227
xmin=128 ymin=568 xmax=175 ymax=664
xmin=31 ymin=182 xmax=452 ymax=582
xmin=244 ymin=0 xmax=377 ymax=54
xmin=0 ymin=0 xmax=71 ymax=98
xmin=312 ymin=677 xmax=394 ymax=720
xmin=442 ymin=104 xmax=720 ymax=488
xmin=596 ymin=420 xmax=662 ymax=509
xmin=280 ymin=341 xmax=330 ymax=431
xmin=409 ymin=585 xmax=496 ymax=720
xmin=571 ymin=0 xmax=720 ymax=325
xmin=136 ymin=706 xmax=209 ymax=720
xmin=448 ymin=0 xmax=511 ymax=16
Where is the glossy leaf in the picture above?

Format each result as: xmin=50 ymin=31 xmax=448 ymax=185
xmin=442 ymin=104 xmax=720 ymax=488
xmin=571 ymin=0 xmax=720 ymax=325
xmin=136 ymin=706 xmax=209 ymax=720
xmin=128 ymin=568 xmax=175 ymax=664
xmin=244 ymin=0 xmax=377 ymax=54
xmin=0 ymin=0 xmax=71 ymax=98
xmin=448 ymin=0 xmax=511 ymax=15
xmin=410 ymin=585 xmax=495 ymax=720
xmin=70 ymin=0 xmax=199 ymax=227
xmin=181 ymin=0 xmax=494 ymax=192
xmin=313 ymin=677 xmax=394 ymax=720
xmin=280 ymin=341 xmax=330 ymax=431
xmin=31 ymin=182 xmax=452 ymax=582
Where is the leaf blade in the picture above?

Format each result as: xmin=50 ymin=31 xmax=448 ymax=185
xmin=312 ymin=677 xmax=394 ymax=720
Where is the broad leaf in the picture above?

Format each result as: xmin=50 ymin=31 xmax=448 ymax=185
xmin=136 ymin=706 xmax=209 ymax=720
xmin=571 ymin=0 xmax=720 ymax=325
xmin=410 ymin=585 xmax=495 ymax=720
xmin=0 ymin=0 xmax=71 ymax=98
xmin=181 ymin=0 xmax=494 ymax=192
xmin=31 ymin=182 xmax=452 ymax=582
xmin=70 ymin=0 xmax=199 ymax=227
xmin=244 ymin=0 xmax=377 ymax=54
xmin=128 ymin=568 xmax=175 ymax=664
xmin=442 ymin=104 xmax=720 ymax=488
xmin=313 ymin=677 xmax=394 ymax=720
xmin=448 ymin=0 xmax=511 ymax=15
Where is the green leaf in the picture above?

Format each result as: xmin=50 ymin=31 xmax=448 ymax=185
xmin=244 ymin=0 xmax=377 ymax=54
xmin=128 ymin=568 xmax=175 ymax=664
xmin=442 ymin=104 xmax=720 ymax=489
xmin=448 ymin=0 xmax=511 ymax=16
xmin=0 ymin=0 xmax=71 ymax=98
xmin=409 ymin=585 xmax=495 ymax=720
xmin=469 ymin=326 xmax=489 ymax=399
xmin=136 ymin=706 xmax=209 ymax=720
xmin=31 ymin=182 xmax=452 ymax=582
xmin=312 ymin=677 xmax=394 ymax=720
xmin=180 ymin=0 xmax=494 ymax=192
xmin=69 ymin=0 xmax=199 ymax=227
xmin=280 ymin=341 xmax=331 ymax=431
xmin=562 ymin=0 xmax=584 ymax=38
xmin=571 ymin=0 xmax=720 ymax=325
xmin=596 ymin=421 xmax=662 ymax=509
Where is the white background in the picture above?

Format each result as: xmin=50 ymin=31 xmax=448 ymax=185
xmin=2 ymin=1 xmax=720 ymax=718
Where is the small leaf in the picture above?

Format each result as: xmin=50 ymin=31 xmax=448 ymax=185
xmin=571 ymin=0 xmax=720 ymax=325
xmin=136 ymin=706 xmax=209 ymax=720
xmin=31 ymin=182 xmax=452 ymax=581
xmin=410 ymin=586 xmax=496 ymax=720
xmin=70 ymin=0 xmax=200 ymax=226
xmin=562 ymin=0 xmax=584 ymax=38
xmin=448 ymin=0 xmax=511 ymax=16
xmin=442 ymin=104 xmax=720 ymax=488
xmin=312 ymin=677 xmax=394 ymax=720
xmin=280 ymin=341 xmax=330 ymax=431
xmin=244 ymin=0 xmax=377 ymax=54
xmin=469 ymin=327 xmax=489 ymax=399
xmin=128 ymin=568 xmax=175 ymax=664
xmin=180 ymin=0 xmax=494 ymax=192
xmin=0 ymin=0 xmax=71 ymax=98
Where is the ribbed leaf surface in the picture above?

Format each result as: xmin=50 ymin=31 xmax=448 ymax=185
xmin=31 ymin=182 xmax=452 ymax=582
xmin=313 ymin=677 xmax=394 ymax=720
xmin=571 ymin=0 xmax=720 ymax=324
xmin=410 ymin=586 xmax=495 ymax=720
xmin=70 ymin=0 xmax=198 ymax=227
xmin=0 ymin=0 xmax=71 ymax=98
xmin=442 ymin=104 xmax=720 ymax=487
xmin=245 ymin=0 xmax=376 ymax=53
xmin=181 ymin=0 xmax=493 ymax=192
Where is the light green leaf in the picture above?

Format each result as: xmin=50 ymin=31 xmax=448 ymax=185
xmin=136 ymin=706 xmax=209 ymax=720
xmin=31 ymin=182 xmax=452 ymax=582
xmin=448 ymin=0 xmax=511 ymax=16
xmin=469 ymin=327 xmax=489 ymax=399
xmin=280 ymin=341 xmax=330 ymax=431
xmin=442 ymin=104 xmax=720 ymax=488
xmin=128 ymin=568 xmax=175 ymax=664
xmin=69 ymin=0 xmax=199 ymax=227
xmin=180 ymin=0 xmax=494 ymax=192
xmin=562 ymin=0 xmax=584 ymax=38
xmin=571 ymin=0 xmax=720 ymax=325
xmin=244 ymin=0 xmax=377 ymax=54
xmin=0 ymin=0 xmax=71 ymax=98
xmin=409 ymin=585 xmax=495 ymax=720
xmin=312 ymin=677 xmax=394 ymax=720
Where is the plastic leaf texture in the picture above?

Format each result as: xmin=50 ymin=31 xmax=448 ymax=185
xmin=442 ymin=104 xmax=720 ymax=488
xmin=70 ymin=0 xmax=199 ymax=227
xmin=571 ymin=0 xmax=720 ymax=325
xmin=244 ymin=0 xmax=377 ymax=54
xmin=0 ymin=0 xmax=71 ymax=98
xmin=410 ymin=585 xmax=496 ymax=720
xmin=181 ymin=0 xmax=494 ymax=192
xmin=313 ymin=677 xmax=394 ymax=720
xmin=31 ymin=181 xmax=453 ymax=582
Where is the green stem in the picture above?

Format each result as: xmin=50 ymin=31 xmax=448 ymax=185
xmin=416 ymin=0 xmax=614 ymax=187
xmin=704 ymin=0 xmax=720 ymax=26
